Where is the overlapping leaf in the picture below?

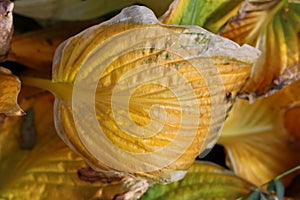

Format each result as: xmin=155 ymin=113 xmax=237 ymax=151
xmin=219 ymin=78 xmax=300 ymax=185
xmin=219 ymin=0 xmax=300 ymax=97
xmin=0 ymin=67 xmax=23 ymax=116
xmin=140 ymin=161 xmax=256 ymax=200
xmin=162 ymin=0 xmax=300 ymax=98
xmin=8 ymin=20 xmax=101 ymax=70
xmin=160 ymin=0 xmax=242 ymax=32
xmin=0 ymin=91 xmax=103 ymax=199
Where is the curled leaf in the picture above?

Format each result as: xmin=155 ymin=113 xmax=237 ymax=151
xmin=22 ymin=6 xmax=259 ymax=183
xmin=219 ymin=0 xmax=300 ymax=97
xmin=0 ymin=0 xmax=13 ymax=62
xmin=0 ymin=67 xmax=23 ymax=116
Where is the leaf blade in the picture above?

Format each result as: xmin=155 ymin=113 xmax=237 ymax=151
xmin=0 ymin=67 xmax=23 ymax=116
xmin=140 ymin=162 xmax=256 ymax=200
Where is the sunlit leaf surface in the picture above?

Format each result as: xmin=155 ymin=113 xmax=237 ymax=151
xmin=0 ymin=91 xmax=103 ymax=200
xmin=0 ymin=67 xmax=23 ymax=116
xmin=160 ymin=0 xmax=242 ymax=33
xmin=219 ymin=79 xmax=300 ymax=185
xmin=21 ymin=6 xmax=259 ymax=183
xmin=219 ymin=0 xmax=300 ymax=97
xmin=140 ymin=161 xmax=256 ymax=200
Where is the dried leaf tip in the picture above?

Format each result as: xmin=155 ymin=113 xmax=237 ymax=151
xmin=0 ymin=66 xmax=24 ymax=116
xmin=0 ymin=0 xmax=13 ymax=62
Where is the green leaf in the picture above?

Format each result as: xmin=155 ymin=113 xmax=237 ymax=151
xmin=140 ymin=162 xmax=256 ymax=200
xmin=161 ymin=0 xmax=243 ymax=32
xmin=247 ymin=190 xmax=268 ymax=200
xmin=267 ymin=179 xmax=285 ymax=200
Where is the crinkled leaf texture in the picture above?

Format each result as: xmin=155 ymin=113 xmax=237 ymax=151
xmin=219 ymin=78 xmax=300 ymax=185
xmin=50 ymin=5 xmax=259 ymax=183
xmin=140 ymin=161 xmax=256 ymax=200
xmin=0 ymin=67 xmax=23 ymax=116
xmin=162 ymin=0 xmax=300 ymax=98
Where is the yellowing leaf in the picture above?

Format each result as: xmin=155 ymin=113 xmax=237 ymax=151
xmin=140 ymin=161 xmax=256 ymax=200
xmin=21 ymin=6 xmax=259 ymax=183
xmin=0 ymin=0 xmax=13 ymax=62
xmin=0 ymin=67 xmax=23 ymax=116
xmin=0 ymin=91 xmax=102 ymax=199
xmin=219 ymin=79 xmax=300 ymax=185
xmin=219 ymin=0 xmax=300 ymax=97
xmin=161 ymin=0 xmax=242 ymax=33
xmin=13 ymin=0 xmax=173 ymax=20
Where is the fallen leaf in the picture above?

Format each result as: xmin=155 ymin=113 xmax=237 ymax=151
xmin=0 ymin=0 xmax=13 ymax=62
xmin=0 ymin=90 xmax=104 ymax=200
xmin=140 ymin=161 xmax=257 ymax=200
xmin=0 ymin=66 xmax=23 ymax=116
xmin=219 ymin=0 xmax=300 ymax=97
xmin=219 ymin=78 xmax=300 ymax=185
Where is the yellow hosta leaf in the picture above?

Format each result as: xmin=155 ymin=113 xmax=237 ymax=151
xmin=0 ymin=67 xmax=23 ymax=116
xmin=13 ymin=0 xmax=173 ymax=20
xmin=219 ymin=79 xmax=300 ymax=185
xmin=140 ymin=161 xmax=256 ymax=200
xmin=22 ymin=5 xmax=259 ymax=183
xmin=219 ymin=0 xmax=300 ymax=97
xmin=0 ymin=91 xmax=103 ymax=199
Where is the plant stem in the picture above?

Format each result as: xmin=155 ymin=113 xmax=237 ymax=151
xmin=275 ymin=165 xmax=300 ymax=180
xmin=20 ymin=76 xmax=72 ymax=102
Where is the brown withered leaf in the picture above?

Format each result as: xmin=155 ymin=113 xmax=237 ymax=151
xmin=0 ymin=0 xmax=13 ymax=62
xmin=0 ymin=66 xmax=23 ymax=116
